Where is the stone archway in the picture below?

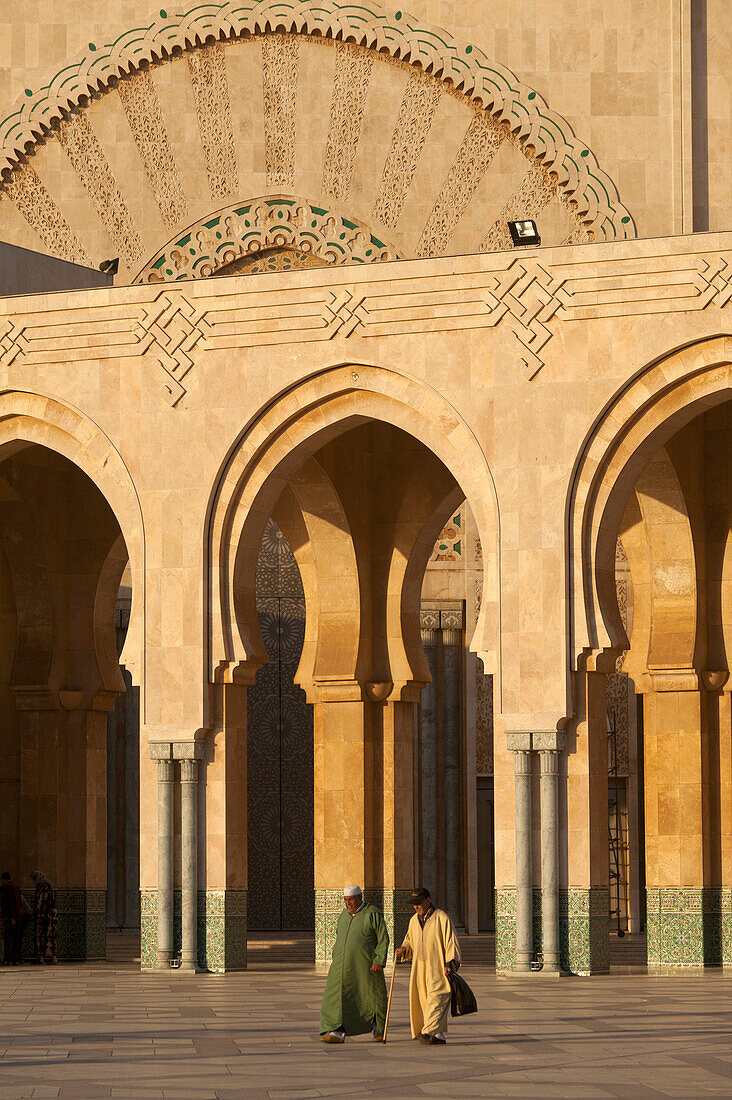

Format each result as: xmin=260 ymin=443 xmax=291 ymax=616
xmin=205 ymin=365 xmax=500 ymax=960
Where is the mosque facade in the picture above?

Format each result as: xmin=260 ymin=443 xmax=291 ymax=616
xmin=0 ymin=0 xmax=730 ymax=974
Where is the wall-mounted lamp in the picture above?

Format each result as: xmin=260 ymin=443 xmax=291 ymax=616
xmin=508 ymin=220 xmax=541 ymax=247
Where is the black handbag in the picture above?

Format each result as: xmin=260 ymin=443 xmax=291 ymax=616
xmin=447 ymin=969 xmax=478 ymax=1016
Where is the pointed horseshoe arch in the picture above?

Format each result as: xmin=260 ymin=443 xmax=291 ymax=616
xmin=206 ymin=363 xmax=501 ymax=687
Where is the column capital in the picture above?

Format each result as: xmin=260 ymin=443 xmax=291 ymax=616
xmin=172 ymin=741 xmax=205 ymax=760
xmin=157 ymin=758 xmax=174 ymax=783
xmin=149 ymin=741 xmax=173 ymax=760
xmin=180 ymin=758 xmax=199 ymax=783
xmin=506 ymin=731 xmax=566 ymax=753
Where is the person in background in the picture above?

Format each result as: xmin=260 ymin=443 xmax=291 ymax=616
xmin=30 ymin=871 xmax=57 ymax=965
xmin=395 ymin=887 xmax=461 ymax=1045
xmin=1 ymin=872 xmax=25 ymax=964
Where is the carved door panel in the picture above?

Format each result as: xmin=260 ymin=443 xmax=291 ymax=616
xmin=247 ymin=521 xmax=314 ymax=931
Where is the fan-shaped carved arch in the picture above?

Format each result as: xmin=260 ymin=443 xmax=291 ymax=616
xmin=0 ymin=1 xmax=634 ymax=278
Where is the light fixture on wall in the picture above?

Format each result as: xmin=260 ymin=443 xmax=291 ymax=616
xmin=507 ymin=220 xmax=541 ymax=247
xmin=99 ymin=257 xmax=119 ymax=275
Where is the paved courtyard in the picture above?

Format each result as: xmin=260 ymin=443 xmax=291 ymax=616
xmin=3 ymin=958 xmax=732 ymax=1099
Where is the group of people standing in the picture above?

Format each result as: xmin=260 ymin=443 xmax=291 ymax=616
xmin=0 ymin=871 xmax=58 ymax=965
xmin=320 ymin=886 xmax=462 ymax=1046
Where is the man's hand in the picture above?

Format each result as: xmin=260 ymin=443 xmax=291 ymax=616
xmin=444 ymin=966 xmax=451 ymax=976
xmin=370 ymin=962 xmax=383 ymax=972
xmin=394 ymin=947 xmax=405 ymax=961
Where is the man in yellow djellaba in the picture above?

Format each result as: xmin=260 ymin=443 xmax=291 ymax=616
xmin=395 ymin=887 xmax=461 ymax=1045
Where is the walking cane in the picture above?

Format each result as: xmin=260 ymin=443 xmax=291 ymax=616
xmin=382 ymin=958 xmax=398 ymax=1043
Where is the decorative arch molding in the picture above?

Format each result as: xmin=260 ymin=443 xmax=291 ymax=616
xmin=136 ymin=195 xmax=402 ymax=283
xmin=0 ymin=1 xmax=634 ymax=244
xmin=568 ymin=336 xmax=732 ymax=672
xmin=0 ymin=391 xmax=146 ymax=684
xmin=206 ymin=362 xmax=500 ymax=686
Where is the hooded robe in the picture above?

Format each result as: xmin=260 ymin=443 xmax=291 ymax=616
xmin=320 ymin=903 xmax=389 ymax=1036
xmin=399 ymin=907 xmax=461 ymax=1038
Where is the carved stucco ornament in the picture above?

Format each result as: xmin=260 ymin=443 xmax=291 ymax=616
xmin=135 ymin=196 xmax=402 ymax=283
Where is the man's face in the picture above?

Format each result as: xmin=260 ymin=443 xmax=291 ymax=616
xmin=413 ymin=898 xmax=431 ymax=917
xmin=344 ymin=893 xmax=362 ymax=914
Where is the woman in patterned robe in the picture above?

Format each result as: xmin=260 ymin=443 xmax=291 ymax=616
xmin=30 ymin=872 xmax=57 ymax=964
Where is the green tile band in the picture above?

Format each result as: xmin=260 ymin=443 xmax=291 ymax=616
xmin=140 ymin=889 xmax=247 ymax=971
xmin=55 ymin=889 xmax=106 ymax=961
xmin=646 ymin=887 xmax=732 ymax=967
xmin=314 ymin=888 xmax=413 ymax=965
xmin=495 ymin=887 xmax=609 ymax=975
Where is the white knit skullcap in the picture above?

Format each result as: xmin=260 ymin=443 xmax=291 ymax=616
xmin=343 ymin=884 xmax=362 ymax=897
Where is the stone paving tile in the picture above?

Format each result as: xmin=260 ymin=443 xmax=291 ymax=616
xmin=3 ymin=966 xmax=732 ymax=1097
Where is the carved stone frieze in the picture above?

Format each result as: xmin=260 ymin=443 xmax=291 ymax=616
xmin=2 ymin=164 xmax=89 ymax=265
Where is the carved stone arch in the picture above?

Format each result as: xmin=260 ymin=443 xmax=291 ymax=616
xmin=568 ymin=335 xmax=732 ymax=673
xmin=0 ymin=0 xmax=634 ymax=274
xmin=93 ymin=532 xmax=130 ymax=696
xmin=0 ymin=468 xmax=54 ymax=688
xmin=270 ymin=457 xmax=361 ymax=688
xmin=0 ymin=392 xmax=145 ymax=684
xmin=207 ymin=363 xmax=500 ymax=685
xmin=135 ymin=196 xmax=403 ymax=283
xmin=618 ymin=449 xmax=698 ymax=683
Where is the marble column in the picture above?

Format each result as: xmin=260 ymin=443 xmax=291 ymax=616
xmin=180 ymin=757 xmax=200 ymax=971
xmin=419 ymin=631 xmax=439 ymax=895
xmin=513 ymin=746 xmax=533 ymax=973
xmin=538 ymin=745 xmax=562 ymax=973
xmin=156 ymin=755 xmax=174 ymax=968
xmin=443 ymin=629 xmax=462 ymax=921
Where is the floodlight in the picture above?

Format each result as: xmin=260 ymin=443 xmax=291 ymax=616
xmin=508 ymin=219 xmax=541 ymax=247
xmin=99 ymin=257 xmax=119 ymax=275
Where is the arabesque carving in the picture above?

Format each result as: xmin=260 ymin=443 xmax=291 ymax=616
xmin=117 ymin=71 xmax=188 ymax=230
xmin=262 ymin=35 xmax=299 ymax=190
xmin=3 ymin=164 xmax=89 ymax=266
xmin=373 ymin=69 xmax=441 ymax=230
xmin=415 ymin=113 xmax=503 ymax=258
xmin=187 ymin=43 xmax=239 ymax=201
xmin=322 ymin=42 xmax=374 ymax=202
xmin=56 ymin=113 xmax=143 ymax=268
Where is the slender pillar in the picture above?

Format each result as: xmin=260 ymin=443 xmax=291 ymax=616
xmin=180 ymin=757 xmax=199 ymax=971
xmin=539 ymin=748 xmax=561 ymax=972
xmin=513 ymin=748 xmax=533 ymax=972
xmin=443 ymin=630 xmax=462 ymax=922
xmin=156 ymin=756 xmax=174 ymax=968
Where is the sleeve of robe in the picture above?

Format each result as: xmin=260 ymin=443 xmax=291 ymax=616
xmin=441 ymin=912 xmax=461 ymax=970
xmin=371 ymin=909 xmax=389 ymax=966
xmin=400 ymin=918 xmax=414 ymax=961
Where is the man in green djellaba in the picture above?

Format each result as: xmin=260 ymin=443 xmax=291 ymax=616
xmin=320 ymin=884 xmax=389 ymax=1043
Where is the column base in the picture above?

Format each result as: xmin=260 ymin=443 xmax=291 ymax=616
xmin=495 ymin=887 xmax=609 ymax=975
xmin=141 ymin=889 xmax=247 ymax=971
xmin=646 ymin=888 xmax=732 ymax=967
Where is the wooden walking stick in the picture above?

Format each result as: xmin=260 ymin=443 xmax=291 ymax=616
xmin=382 ymin=958 xmax=398 ymax=1043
